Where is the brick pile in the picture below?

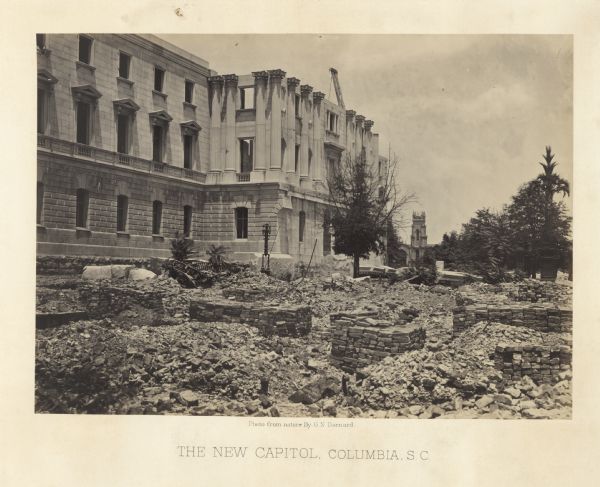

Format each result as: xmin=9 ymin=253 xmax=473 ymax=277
xmin=452 ymin=303 xmax=572 ymax=335
xmin=189 ymin=298 xmax=311 ymax=337
xmin=330 ymin=311 xmax=426 ymax=373
xmin=494 ymin=344 xmax=572 ymax=384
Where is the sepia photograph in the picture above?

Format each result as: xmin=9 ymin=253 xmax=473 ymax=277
xmin=35 ymin=33 xmax=573 ymax=419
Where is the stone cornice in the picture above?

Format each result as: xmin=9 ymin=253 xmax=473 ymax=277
xmin=149 ymin=110 xmax=173 ymax=125
xmin=113 ymin=98 xmax=140 ymax=114
xmin=116 ymin=35 xmax=211 ymax=78
xmin=364 ymin=120 xmax=374 ymax=131
xmin=345 ymin=109 xmax=356 ymax=121
xmin=287 ymin=77 xmax=300 ymax=88
xmin=355 ymin=114 xmax=365 ymax=126
xmin=71 ymin=84 xmax=102 ymax=101
xmin=223 ymin=74 xmax=239 ymax=87
xmin=312 ymin=91 xmax=325 ymax=104
xmin=180 ymin=120 xmax=202 ymax=135
xmin=208 ymin=75 xmax=224 ymax=87
xmin=38 ymin=69 xmax=58 ymax=86
xmin=252 ymin=70 xmax=269 ymax=81
xmin=300 ymin=84 xmax=313 ymax=96
xmin=268 ymin=69 xmax=286 ymax=80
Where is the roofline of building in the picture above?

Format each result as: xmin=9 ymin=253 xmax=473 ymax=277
xmin=117 ymin=34 xmax=211 ymax=78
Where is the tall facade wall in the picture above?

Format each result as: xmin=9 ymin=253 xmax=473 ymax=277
xmin=36 ymin=34 xmax=385 ymax=263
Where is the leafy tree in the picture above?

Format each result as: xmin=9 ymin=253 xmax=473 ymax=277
xmin=327 ymin=152 xmax=415 ymax=277
xmin=433 ymin=231 xmax=461 ymax=267
xmin=505 ymin=179 xmax=571 ymax=276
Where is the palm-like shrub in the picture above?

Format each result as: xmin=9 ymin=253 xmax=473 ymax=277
xmin=170 ymin=232 xmax=197 ymax=261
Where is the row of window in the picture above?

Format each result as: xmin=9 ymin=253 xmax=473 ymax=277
xmin=36 ymin=184 xmax=318 ymax=244
xmin=36 ymin=34 xmax=198 ymax=104
xmin=36 ymin=184 xmax=250 ymax=239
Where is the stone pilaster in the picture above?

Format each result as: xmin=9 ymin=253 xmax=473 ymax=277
xmin=299 ymin=84 xmax=312 ymax=181
xmin=312 ymin=91 xmax=325 ymax=182
xmin=252 ymin=71 xmax=268 ymax=172
xmin=286 ymin=77 xmax=300 ymax=174
xmin=222 ymin=74 xmax=238 ymax=181
xmin=364 ymin=119 xmax=374 ymax=168
xmin=208 ymin=76 xmax=223 ymax=177
xmin=345 ymin=109 xmax=356 ymax=160
xmin=355 ymin=114 xmax=365 ymax=160
xmin=268 ymin=69 xmax=285 ymax=171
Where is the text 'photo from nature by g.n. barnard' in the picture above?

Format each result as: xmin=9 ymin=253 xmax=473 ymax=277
xmin=35 ymin=34 xmax=572 ymax=419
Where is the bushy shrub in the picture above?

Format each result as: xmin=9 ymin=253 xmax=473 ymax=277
xmin=170 ymin=232 xmax=197 ymax=261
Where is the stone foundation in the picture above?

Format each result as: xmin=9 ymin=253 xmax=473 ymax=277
xmin=494 ymin=344 xmax=572 ymax=384
xmin=79 ymin=282 xmax=189 ymax=320
xmin=452 ymin=304 xmax=572 ymax=335
xmin=37 ymin=255 xmax=165 ymax=275
xmin=330 ymin=312 xmax=426 ymax=372
xmin=189 ymin=298 xmax=311 ymax=337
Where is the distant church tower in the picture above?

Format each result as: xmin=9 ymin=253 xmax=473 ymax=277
xmin=410 ymin=212 xmax=427 ymax=262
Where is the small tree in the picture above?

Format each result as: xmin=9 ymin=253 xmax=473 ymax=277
xmin=327 ymin=152 xmax=415 ymax=277
xmin=206 ymin=244 xmax=227 ymax=271
xmin=170 ymin=231 xmax=197 ymax=261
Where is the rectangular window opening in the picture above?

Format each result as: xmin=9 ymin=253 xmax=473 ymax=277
xmin=299 ymin=211 xmax=306 ymax=242
xmin=119 ymin=52 xmax=131 ymax=79
xmin=76 ymin=102 xmax=91 ymax=145
xmin=117 ymin=195 xmax=129 ymax=232
xmin=183 ymin=205 xmax=193 ymax=237
xmin=152 ymin=125 xmax=163 ymax=162
xmin=37 ymin=182 xmax=44 ymax=224
xmin=185 ymin=80 xmax=194 ymax=104
xmin=240 ymin=138 xmax=254 ymax=173
xmin=117 ymin=114 xmax=130 ymax=154
xmin=152 ymin=200 xmax=163 ymax=235
xmin=295 ymin=145 xmax=300 ymax=172
xmin=37 ymin=88 xmax=46 ymax=134
xmin=295 ymin=94 xmax=300 ymax=115
xmin=183 ymin=134 xmax=194 ymax=169
xmin=154 ymin=67 xmax=165 ymax=92
xmin=76 ymin=188 xmax=89 ymax=228
xmin=239 ymin=87 xmax=255 ymax=110
xmin=78 ymin=35 xmax=93 ymax=64
xmin=235 ymin=207 xmax=248 ymax=239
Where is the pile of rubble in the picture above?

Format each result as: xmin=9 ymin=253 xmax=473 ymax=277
xmin=353 ymin=321 xmax=571 ymax=418
xmin=35 ymin=319 xmax=343 ymax=415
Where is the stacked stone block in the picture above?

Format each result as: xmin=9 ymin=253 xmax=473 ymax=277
xmin=330 ymin=312 xmax=426 ymax=373
xmin=452 ymin=304 xmax=572 ymax=335
xmin=37 ymin=255 xmax=165 ymax=275
xmin=494 ymin=344 xmax=572 ymax=384
xmin=189 ymin=298 xmax=311 ymax=337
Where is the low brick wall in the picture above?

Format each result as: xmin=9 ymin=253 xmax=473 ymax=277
xmin=452 ymin=304 xmax=572 ymax=334
xmin=189 ymin=298 xmax=311 ymax=337
xmin=330 ymin=312 xmax=426 ymax=372
xmin=506 ymin=280 xmax=571 ymax=304
xmin=494 ymin=344 xmax=572 ymax=384
xmin=37 ymin=255 xmax=165 ymax=275
xmin=79 ymin=282 xmax=189 ymax=320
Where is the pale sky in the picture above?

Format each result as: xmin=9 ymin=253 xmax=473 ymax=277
xmin=160 ymin=34 xmax=573 ymax=243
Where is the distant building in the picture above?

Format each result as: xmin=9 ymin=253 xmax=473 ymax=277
xmin=396 ymin=212 xmax=429 ymax=266
xmin=36 ymin=34 xmax=386 ymax=264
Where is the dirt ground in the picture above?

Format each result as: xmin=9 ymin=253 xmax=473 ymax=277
xmin=35 ymin=271 xmax=572 ymax=419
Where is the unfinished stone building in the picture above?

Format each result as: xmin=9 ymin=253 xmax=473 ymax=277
xmin=36 ymin=34 xmax=388 ymax=264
